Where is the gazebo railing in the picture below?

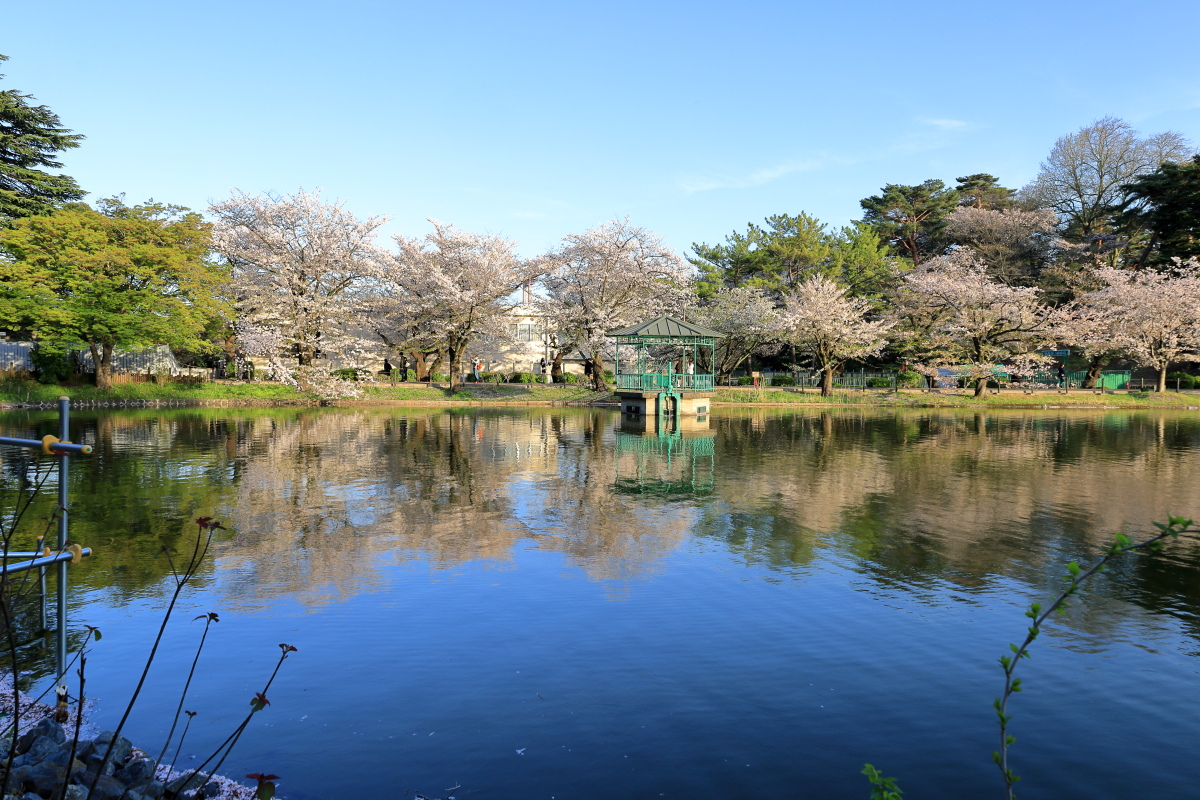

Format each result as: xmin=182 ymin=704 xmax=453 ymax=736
xmin=616 ymin=373 xmax=715 ymax=392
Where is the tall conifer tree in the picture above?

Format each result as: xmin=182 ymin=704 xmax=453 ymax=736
xmin=0 ymin=54 xmax=85 ymax=220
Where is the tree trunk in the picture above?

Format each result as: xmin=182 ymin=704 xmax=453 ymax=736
xmin=296 ymin=331 xmax=315 ymax=367
xmin=429 ymin=350 xmax=446 ymax=381
xmin=409 ymin=350 xmax=429 ymax=381
xmin=1082 ymin=355 xmax=1107 ymax=389
xmin=91 ymin=342 xmax=114 ymax=391
xmin=821 ymin=365 xmax=834 ymax=396
xmin=448 ymin=343 xmax=460 ymax=392
xmin=1158 ymin=363 xmax=1168 ymax=393
xmin=551 ymin=350 xmax=564 ymax=382
xmin=974 ymin=377 xmax=987 ymax=397
xmin=591 ymin=347 xmax=609 ymax=392
xmin=222 ymin=333 xmax=238 ymax=365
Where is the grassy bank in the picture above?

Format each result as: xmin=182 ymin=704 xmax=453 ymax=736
xmin=353 ymin=382 xmax=608 ymax=404
xmin=1 ymin=377 xmax=1196 ymax=409
xmin=0 ymin=377 xmax=611 ymax=406
xmin=0 ymin=377 xmax=303 ymax=402
xmin=709 ymin=386 xmax=1200 ymax=408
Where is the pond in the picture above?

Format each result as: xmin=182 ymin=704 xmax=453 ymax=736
xmin=2 ymin=406 xmax=1200 ymax=799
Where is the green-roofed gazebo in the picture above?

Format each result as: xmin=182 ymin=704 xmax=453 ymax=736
xmin=607 ymin=316 xmax=724 ymax=417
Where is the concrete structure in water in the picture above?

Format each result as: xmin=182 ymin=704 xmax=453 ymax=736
xmin=607 ymin=316 xmax=724 ymax=418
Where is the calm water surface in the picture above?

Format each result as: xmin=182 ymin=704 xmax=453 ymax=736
xmin=2 ymin=406 xmax=1200 ymax=800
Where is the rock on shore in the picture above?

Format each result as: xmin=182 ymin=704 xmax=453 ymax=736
xmin=1 ymin=717 xmax=253 ymax=800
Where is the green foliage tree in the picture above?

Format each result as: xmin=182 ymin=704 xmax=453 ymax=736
xmin=1116 ymin=156 xmax=1200 ymax=268
xmin=753 ymin=212 xmax=832 ymax=290
xmin=954 ymin=173 xmax=1016 ymax=209
xmin=690 ymin=214 xmax=897 ymax=299
xmin=0 ymin=199 xmax=229 ymax=389
xmin=825 ymin=223 xmax=897 ymax=301
xmin=689 ymin=226 xmax=762 ymax=298
xmin=690 ymin=213 xmax=829 ymax=295
xmin=859 ymin=179 xmax=959 ymax=267
xmin=0 ymin=54 xmax=85 ymax=220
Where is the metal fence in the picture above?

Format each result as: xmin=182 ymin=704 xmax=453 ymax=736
xmin=0 ymin=341 xmax=209 ymax=378
xmin=0 ymin=341 xmax=34 ymax=371
xmin=726 ymin=370 xmax=898 ymax=389
xmin=75 ymin=344 xmax=208 ymax=376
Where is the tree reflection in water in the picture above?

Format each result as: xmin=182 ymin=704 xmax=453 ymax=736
xmin=2 ymin=406 xmax=1200 ymax=798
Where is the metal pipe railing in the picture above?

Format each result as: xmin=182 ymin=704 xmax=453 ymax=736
xmin=2 ymin=548 xmax=93 ymax=574
xmin=0 ymin=397 xmax=91 ymax=679
xmin=0 ymin=436 xmax=92 ymax=455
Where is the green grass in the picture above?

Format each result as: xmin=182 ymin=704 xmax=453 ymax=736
xmin=0 ymin=378 xmax=306 ymax=403
xmin=710 ymin=386 xmax=1200 ymax=408
xmin=3 ymin=376 xmax=1193 ymax=410
xmin=0 ymin=377 xmax=612 ymax=406
xmin=356 ymin=381 xmax=606 ymax=404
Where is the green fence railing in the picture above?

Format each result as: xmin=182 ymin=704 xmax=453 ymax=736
xmin=616 ymin=373 xmax=715 ymax=392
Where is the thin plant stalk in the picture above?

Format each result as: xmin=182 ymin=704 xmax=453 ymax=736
xmin=0 ymin=463 xmax=56 ymax=799
xmin=168 ymin=711 xmax=197 ymax=776
xmin=171 ymin=644 xmax=295 ymax=796
xmin=994 ymin=516 xmax=1198 ymax=799
xmin=155 ymin=613 xmax=218 ymax=767
xmin=87 ymin=519 xmax=217 ymax=797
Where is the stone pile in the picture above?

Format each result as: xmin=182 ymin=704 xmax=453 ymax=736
xmin=1 ymin=718 xmax=222 ymax=800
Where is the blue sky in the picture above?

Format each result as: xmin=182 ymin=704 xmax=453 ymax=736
xmin=6 ymin=0 xmax=1199 ymax=257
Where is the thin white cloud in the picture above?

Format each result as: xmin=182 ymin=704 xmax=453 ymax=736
xmin=918 ymin=117 xmax=972 ymax=131
xmin=678 ymin=154 xmax=846 ymax=194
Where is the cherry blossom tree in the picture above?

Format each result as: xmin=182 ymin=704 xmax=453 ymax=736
xmin=943 ymin=206 xmax=1062 ymax=286
xmin=772 ymin=276 xmax=892 ymax=395
xmin=1064 ymin=261 xmax=1200 ymax=392
xmin=537 ymin=218 xmax=693 ymax=392
xmin=893 ymin=248 xmax=1053 ymax=396
xmin=1046 ymin=266 xmax=1127 ymax=388
xmin=690 ymin=287 xmax=782 ymax=381
xmin=209 ymin=189 xmax=388 ymax=397
xmin=383 ymin=220 xmax=542 ymax=391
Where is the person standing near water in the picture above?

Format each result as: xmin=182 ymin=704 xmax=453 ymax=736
xmin=540 ymin=358 xmax=550 ymax=384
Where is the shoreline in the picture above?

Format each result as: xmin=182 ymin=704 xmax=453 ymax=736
xmin=0 ymin=678 xmax=257 ymax=800
xmin=0 ymin=381 xmax=1197 ymax=411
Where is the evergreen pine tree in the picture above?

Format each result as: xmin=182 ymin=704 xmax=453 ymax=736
xmin=0 ymin=54 xmax=85 ymax=220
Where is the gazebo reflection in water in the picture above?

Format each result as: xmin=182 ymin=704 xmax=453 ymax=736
xmin=613 ymin=414 xmax=716 ymax=497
